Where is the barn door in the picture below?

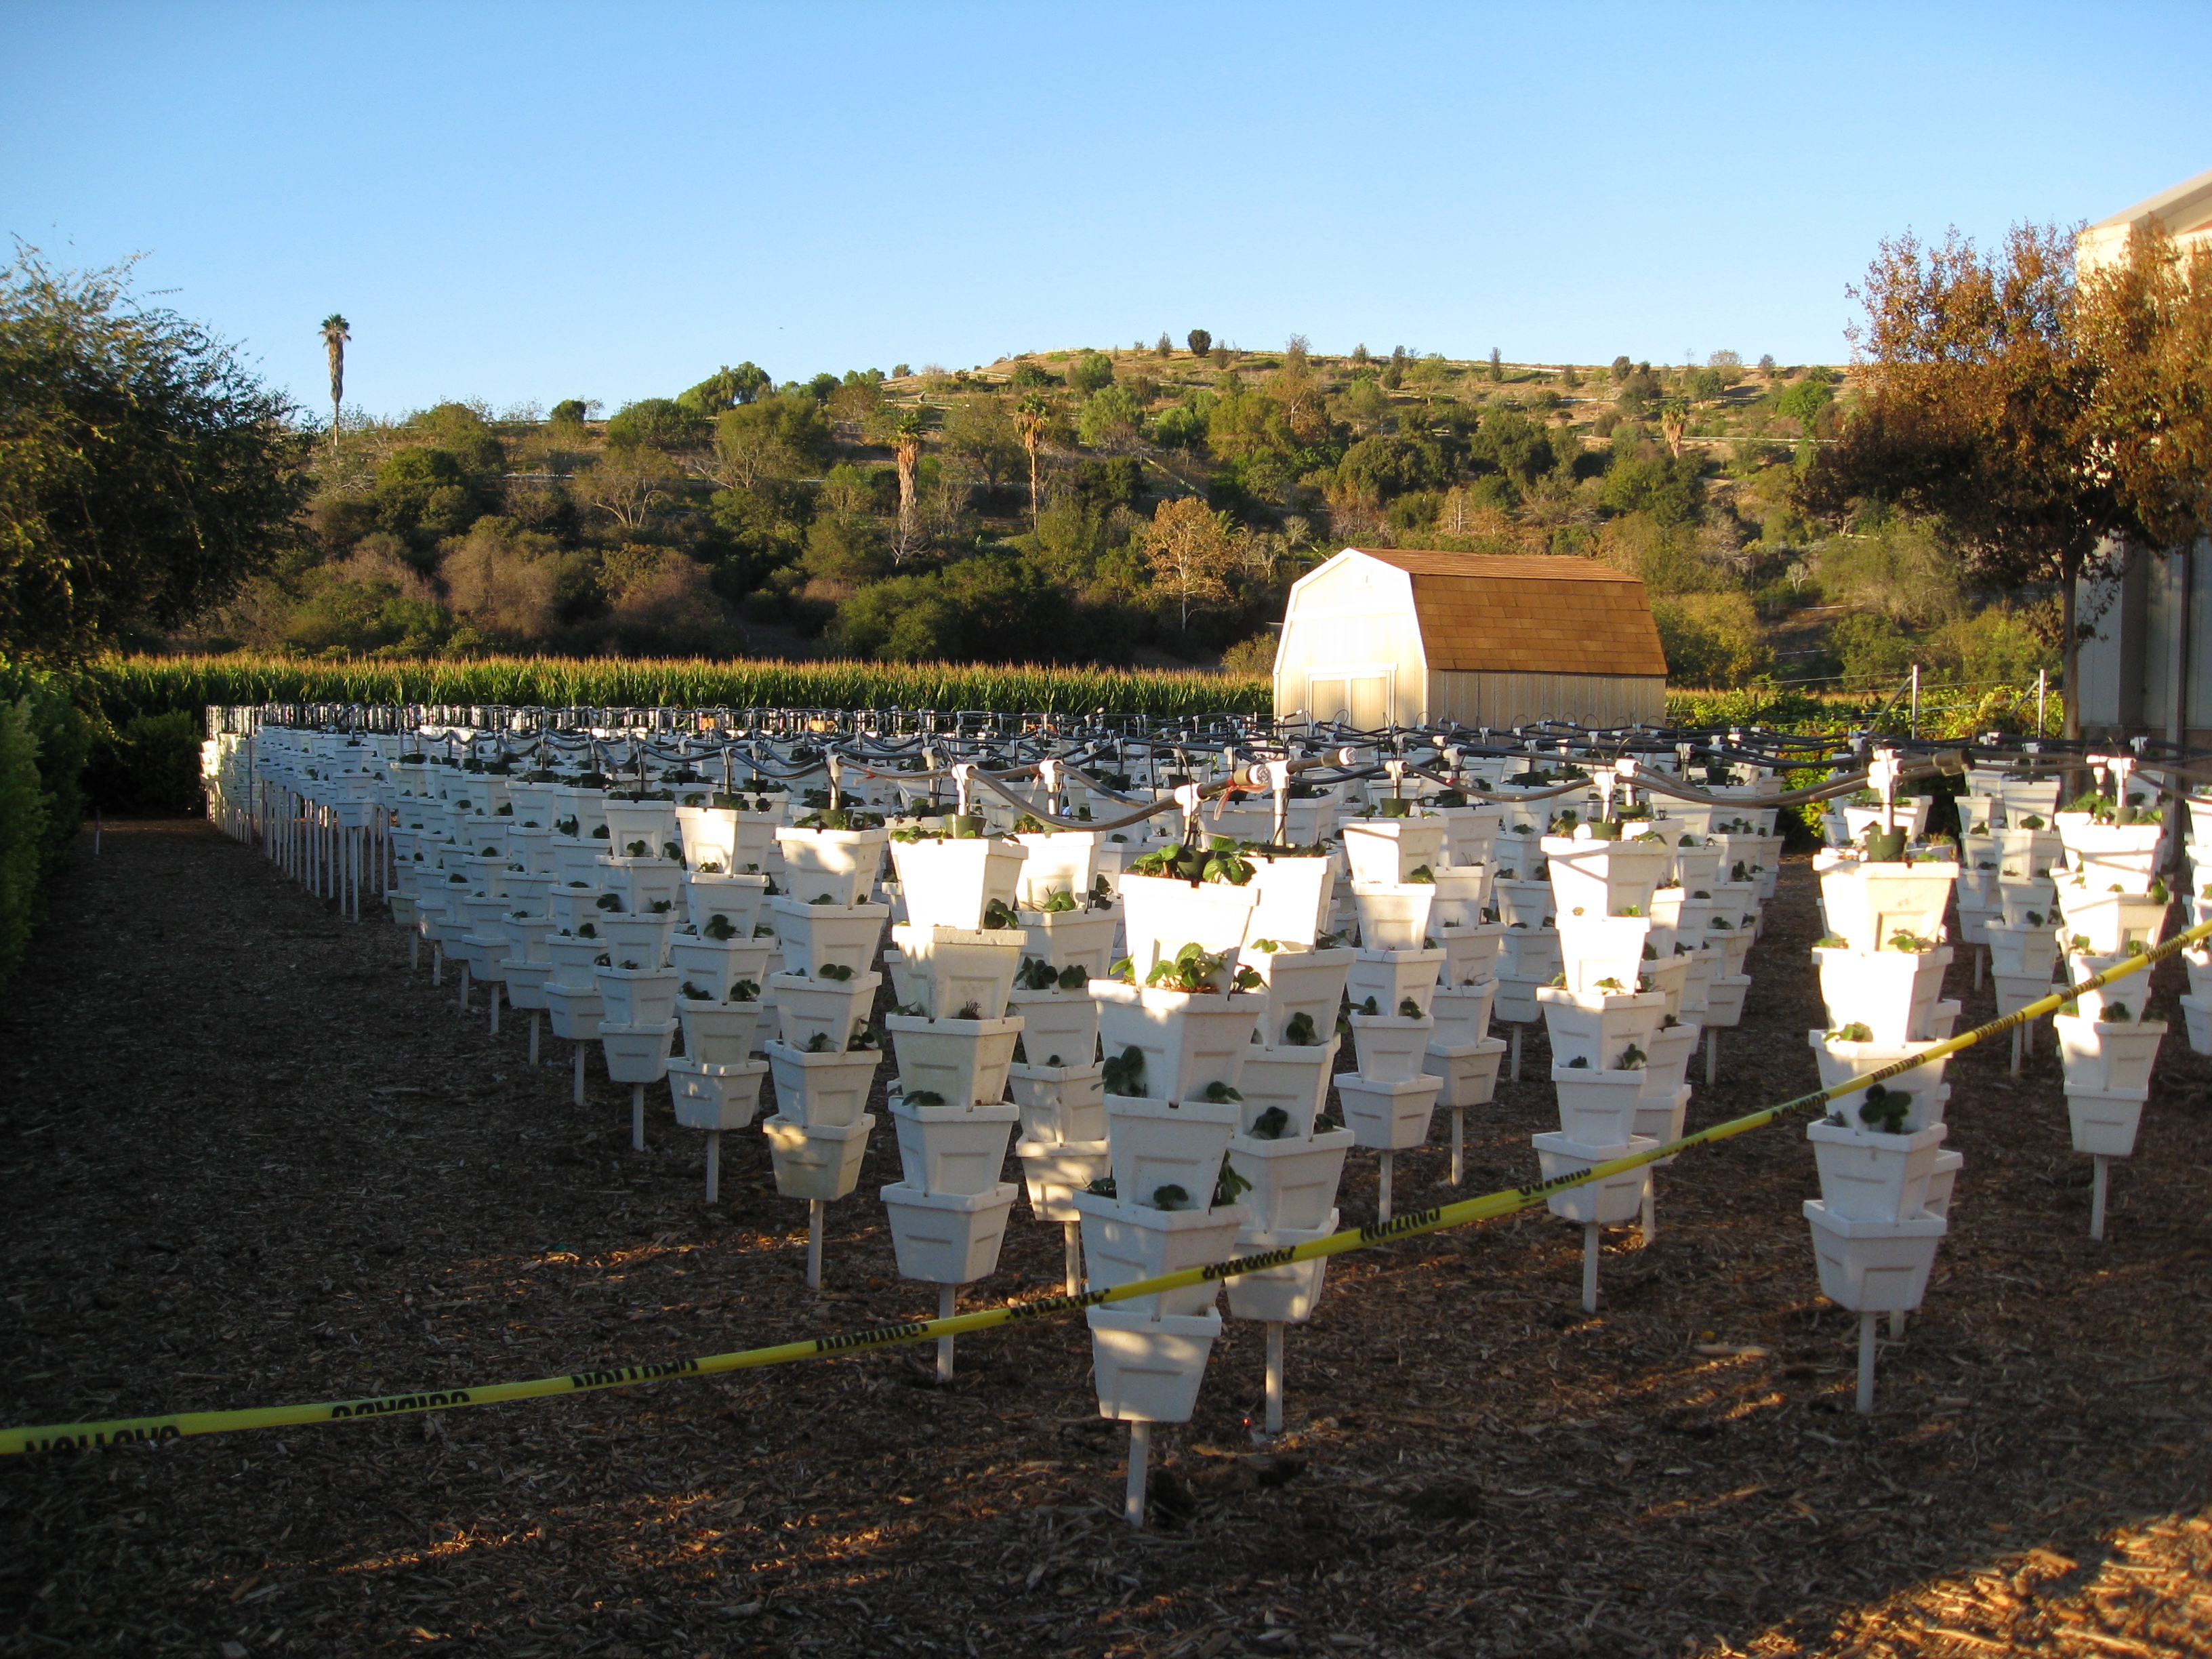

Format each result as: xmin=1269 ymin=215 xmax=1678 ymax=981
xmin=1305 ymin=668 xmax=1393 ymax=729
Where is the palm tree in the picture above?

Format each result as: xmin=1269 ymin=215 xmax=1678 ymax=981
xmin=891 ymin=409 xmax=928 ymax=559
xmin=319 ymin=314 xmax=350 ymax=445
xmin=1013 ymin=395 xmax=1051 ymax=526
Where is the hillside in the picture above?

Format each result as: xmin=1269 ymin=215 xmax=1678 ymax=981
xmin=182 ymin=339 xmax=2051 ymax=703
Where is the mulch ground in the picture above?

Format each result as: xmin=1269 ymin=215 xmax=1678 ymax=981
xmin=3 ymin=818 xmax=2210 ymax=1659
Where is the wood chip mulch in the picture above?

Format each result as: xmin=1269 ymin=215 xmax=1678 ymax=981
xmin=3 ymin=818 xmax=2209 ymax=1659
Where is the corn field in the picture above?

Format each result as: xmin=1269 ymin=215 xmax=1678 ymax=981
xmin=83 ymin=655 xmax=1274 ymax=722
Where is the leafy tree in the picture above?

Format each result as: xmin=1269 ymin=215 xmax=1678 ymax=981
xmin=409 ymin=402 xmax=504 ymax=474
xmin=1652 ymin=592 xmax=1772 ymax=685
xmin=678 ymin=362 xmax=771 ymax=416
xmin=1757 ymin=353 xmax=1777 ymax=375
xmin=1799 ymin=224 xmax=2134 ymax=737
xmin=712 ymin=392 xmax=832 ymax=489
xmin=1185 ymin=328 xmax=1211 ymax=359
xmin=1155 ymin=332 xmax=1172 ymax=356
xmin=1143 ymin=496 xmax=1242 ymax=628
xmin=1077 ymin=384 xmax=1146 ymax=450
xmin=1065 ymin=457 xmax=1145 ymax=514
xmin=800 ymin=510 xmax=892 ymax=592
xmin=1335 ymin=434 xmax=1447 ymax=506
xmin=1151 ymin=401 xmax=1206 ymax=449
xmin=571 ymin=443 xmax=678 ymax=530
xmin=1775 ymin=377 xmax=1833 ymax=430
xmin=606 ymin=396 xmax=705 ymax=449
xmin=836 ymin=572 xmax=962 ymax=660
xmin=0 ymin=251 xmax=311 ymax=661
xmin=1488 ymin=347 xmax=1504 ymax=383
xmin=373 ymin=447 xmax=486 ymax=550
xmin=1466 ymin=409 xmax=1555 ymax=489
xmin=1351 ymin=344 xmax=1370 ymax=366
xmin=940 ymin=394 xmax=1022 ymax=486
xmin=1610 ymin=355 xmax=1633 ymax=381
xmin=2076 ymin=228 xmax=2212 ymax=555
xmin=549 ymin=398 xmax=591 ymax=430
xmin=320 ymin=313 xmax=349 ymax=438
xmin=939 ymin=555 xmax=1078 ymax=659
xmin=1008 ymin=361 xmax=1060 ymax=389
xmin=1068 ymin=351 xmax=1116 ymax=395
xmin=1599 ymin=447 xmax=1705 ymax=527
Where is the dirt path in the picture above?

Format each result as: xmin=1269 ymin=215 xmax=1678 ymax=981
xmin=3 ymin=819 xmax=2209 ymax=1658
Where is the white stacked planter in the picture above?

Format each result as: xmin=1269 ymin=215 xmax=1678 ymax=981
xmin=2055 ymin=997 xmax=2169 ymax=1238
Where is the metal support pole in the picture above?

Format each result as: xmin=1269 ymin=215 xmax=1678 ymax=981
xmin=631 ymin=1082 xmax=645 ymax=1151
xmin=1124 ymin=1421 xmax=1151 ymax=1528
xmin=807 ymin=1201 xmax=825 ymax=1289
xmin=2037 ymin=668 xmax=2047 ymax=738
xmin=1857 ymin=1312 xmax=1879 ymax=1414
xmin=1581 ymin=1224 xmax=1601 ymax=1314
xmin=935 ymin=1284 xmax=956 ymax=1382
xmin=1264 ymin=1321 xmax=1286 ymax=1435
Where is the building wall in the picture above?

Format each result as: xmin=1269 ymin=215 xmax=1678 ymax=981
xmin=1427 ymin=669 xmax=1666 ymax=730
xmin=2076 ymin=540 xmax=2212 ymax=741
xmin=1273 ymin=555 xmax=1430 ymax=725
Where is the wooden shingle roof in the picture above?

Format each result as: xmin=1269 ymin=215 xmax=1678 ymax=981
xmin=1348 ymin=548 xmax=1668 ymax=677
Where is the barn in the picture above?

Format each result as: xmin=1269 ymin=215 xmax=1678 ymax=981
xmin=1270 ymin=547 xmax=1669 ymax=730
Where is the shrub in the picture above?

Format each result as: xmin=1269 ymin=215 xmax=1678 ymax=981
xmin=1653 ymin=592 xmax=1773 ymax=687
xmin=0 ymin=699 xmax=47 ymax=983
xmin=82 ymin=710 xmax=203 ymax=816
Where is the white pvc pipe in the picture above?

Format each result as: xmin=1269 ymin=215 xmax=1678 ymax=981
xmin=1264 ymin=1321 xmax=1286 ymax=1435
xmin=2091 ymin=1154 xmax=2110 ymax=1240
xmin=1857 ymin=1311 xmax=1878 ymax=1414
xmin=572 ymin=1043 xmax=585 ymax=1105
xmin=1509 ymin=1023 xmax=1521 ymax=1082
xmin=936 ymin=1284 xmax=956 ymax=1381
xmin=1449 ymin=1107 xmax=1464 ymax=1187
xmin=807 ymin=1201 xmax=825 ymax=1289
xmin=1706 ymin=1029 xmax=1718 ymax=1086
xmin=527 ymin=1010 xmax=539 ymax=1066
xmin=1582 ymin=1223 xmax=1600 ymax=1313
xmin=1639 ymin=1183 xmax=1657 ymax=1244
xmin=1376 ymin=1149 xmax=1394 ymax=1224
xmin=705 ymin=1131 xmax=721 ymax=1204
xmin=488 ymin=981 xmax=500 ymax=1036
xmin=630 ymin=1083 xmax=645 ymax=1151
xmin=1062 ymin=1221 xmax=1082 ymax=1294
xmin=1124 ymin=1421 xmax=1151 ymax=1528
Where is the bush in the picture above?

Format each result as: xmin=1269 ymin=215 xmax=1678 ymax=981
xmin=82 ymin=710 xmax=203 ymax=816
xmin=0 ymin=699 xmax=47 ymax=983
xmin=1220 ymin=632 xmax=1277 ymax=674
xmin=1653 ymin=592 xmax=1772 ymax=687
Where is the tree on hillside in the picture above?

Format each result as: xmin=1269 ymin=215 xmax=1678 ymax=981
xmin=0 ymin=250 xmax=310 ymax=662
xmin=572 ymin=443 xmax=676 ymax=531
xmin=1014 ymin=394 xmax=1053 ymax=525
xmin=941 ymin=395 xmax=1022 ymax=487
xmin=1143 ymin=496 xmax=1242 ymax=630
xmin=678 ymin=362 xmax=771 ymax=416
xmin=1186 ymin=329 xmax=1211 ymax=359
xmin=320 ymin=313 xmax=349 ymax=441
xmin=710 ymin=393 xmax=832 ymax=490
xmin=1799 ymin=224 xmax=2137 ymax=737
xmin=890 ymin=408 xmax=928 ymax=558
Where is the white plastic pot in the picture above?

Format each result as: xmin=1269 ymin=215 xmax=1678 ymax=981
xmin=1015 ymin=909 xmax=1118 ymax=979
xmin=2182 ymin=991 xmax=2212 ymax=1055
xmin=1436 ymin=804 xmax=1504 ymax=867
xmin=1996 ymin=876 xmax=2057 ymax=929
xmin=1086 ymin=1305 xmax=1223 ymax=1423
xmin=1532 ymin=1132 xmax=1654 ymax=1225
xmin=596 ymin=855 xmax=683 ymax=917
xmin=882 ymin=1013 xmax=1022 ymax=1109
xmin=668 ymin=936 xmax=776 ymax=1004
xmin=541 ymin=984 xmax=605 ymax=1041
xmin=1552 ymin=1064 xmax=1648 ymax=1143
xmin=1536 ymin=987 xmax=1666 ymax=1070
xmin=1114 ymin=873 xmax=1259 ymax=978
xmin=1015 ymin=1137 xmax=1111 ymax=1222
xmin=678 ymin=998 xmax=764 ymax=1065
xmin=603 ymin=796 xmax=680 ymax=857
xmin=600 ymin=913 xmax=678 ymax=964
xmin=1006 ymin=987 xmax=1101 ymax=1069
xmin=2057 ymin=889 xmax=2169 ymax=955
xmin=1631 ymin=1083 xmax=1690 ymax=1160
xmin=775 ymin=825 xmax=891 ymax=907
xmin=1225 ymin=1208 xmax=1339 ymax=1325
xmin=1226 ymin=1126 xmax=1353 ymax=1231
xmin=595 ymin=965 xmax=682 ymax=1028
xmin=2060 ymin=822 xmax=2163 ymax=893
xmin=1337 ymin=1071 xmax=1442 ymax=1151
xmin=1351 ymin=882 xmax=1435 ymax=951
xmin=1812 ymin=945 xmax=1950 ymax=1045
xmin=1925 ymin=1148 xmax=1964 ymax=1218
xmin=1807 ymin=1120 xmax=1948 ymax=1223
xmin=1430 ymin=980 xmax=1497 ymax=1046
xmin=1542 ymin=834 xmax=1672 ymax=918
xmin=890 ymin=1097 xmax=1020 ymax=1196
xmin=762 ymin=1112 xmax=874 ymax=1202
xmin=1436 ymin=924 xmax=1505 ymax=987
xmin=1092 ymin=983 xmax=1261 ymax=1103
xmin=1232 ymin=1040 xmax=1340 ymax=1140
xmin=886 ymin=835 xmax=1029 ymax=928
xmin=771 ymin=897 xmax=890 ymax=979
xmin=1427 ymin=861 xmax=1496 ymax=929
xmin=1986 ymin=922 xmax=2058 ymax=979
xmin=890 ymin=924 xmax=1023 ymax=1019
xmin=763 ymin=1039 xmax=883 ymax=1129
xmin=1245 ymin=945 xmax=1354 ymax=1049
xmin=2053 ymin=1015 xmax=2167 ymax=1093
xmin=1012 ymin=830 xmax=1097 ymax=909
xmin=684 ymin=871 xmax=771 ymax=937
xmin=2064 ymin=1085 xmax=2150 ymax=1157
xmin=501 ymin=958 xmax=552 ymax=1010
xmin=668 ymin=1057 xmax=768 ymax=1130
xmin=1818 ymin=862 xmax=1958 ymax=953
xmin=1424 ymin=1038 xmax=1507 ymax=1108
xmin=673 ymin=803 xmax=740 ymax=871
xmin=1553 ymin=916 xmax=1653 ymax=995
xmin=880 ymin=1181 xmax=1019 ymax=1284
xmin=1102 ymin=1094 xmax=1240 ymax=1207
xmin=1340 ymin=815 xmax=1447 ymax=885
xmin=1073 ymin=1191 xmax=1245 ymax=1317
xmin=769 ymin=970 xmax=882 ymax=1052
xmin=1345 ymin=947 xmax=1447 ymax=1018
xmin=1801 ymin=1200 xmax=1946 ymax=1313
xmin=1346 ymin=1012 xmax=1435 ymax=1082
xmin=1006 ymin=1060 xmax=1107 ymax=1144
xmin=1809 ymin=1033 xmax=1951 ymax=1130
xmin=1491 ymin=877 xmax=1554 ymax=929
xmin=598 ymin=1019 xmax=678 ymax=1084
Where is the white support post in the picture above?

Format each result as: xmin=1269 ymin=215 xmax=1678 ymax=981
xmin=573 ymin=1043 xmax=585 ymax=1105
xmin=1063 ymin=1221 xmax=1082 ymax=1295
xmin=488 ymin=981 xmax=501 ymax=1036
xmin=1640 ymin=1183 xmax=1657 ymax=1245
xmin=1449 ymin=1107 xmax=1465 ymax=1187
xmin=1264 ymin=1321 xmax=1286 ymax=1435
xmin=807 ymin=1201 xmax=825 ymax=1289
xmin=1509 ymin=1023 xmax=1521 ymax=1082
xmin=1582 ymin=1223 xmax=1600 ymax=1314
xmin=936 ymin=1284 xmax=956 ymax=1382
xmin=1124 ymin=1421 xmax=1151 ymax=1528
xmin=457 ymin=962 xmax=470 ymax=1011
xmin=1857 ymin=1311 xmax=1879 ymax=1414
xmin=1706 ymin=1028 xmax=1718 ymax=1086
xmin=528 ymin=1010 xmax=539 ymax=1066
xmin=630 ymin=1082 xmax=645 ymax=1151
xmin=704 ymin=1132 xmax=721 ymax=1204
xmin=1376 ymin=1149 xmax=1394 ymax=1224
xmin=2091 ymin=1154 xmax=2110 ymax=1240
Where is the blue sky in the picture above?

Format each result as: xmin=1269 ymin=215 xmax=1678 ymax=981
xmin=5 ymin=1 xmax=2207 ymax=421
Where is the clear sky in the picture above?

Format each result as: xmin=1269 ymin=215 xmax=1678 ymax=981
xmin=5 ymin=1 xmax=2207 ymax=422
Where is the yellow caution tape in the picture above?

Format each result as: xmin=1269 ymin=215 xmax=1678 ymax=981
xmin=7 ymin=917 xmax=2203 ymax=1456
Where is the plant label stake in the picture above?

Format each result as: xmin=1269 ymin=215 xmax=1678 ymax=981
xmin=1124 ymin=1420 xmax=1151 ymax=1528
